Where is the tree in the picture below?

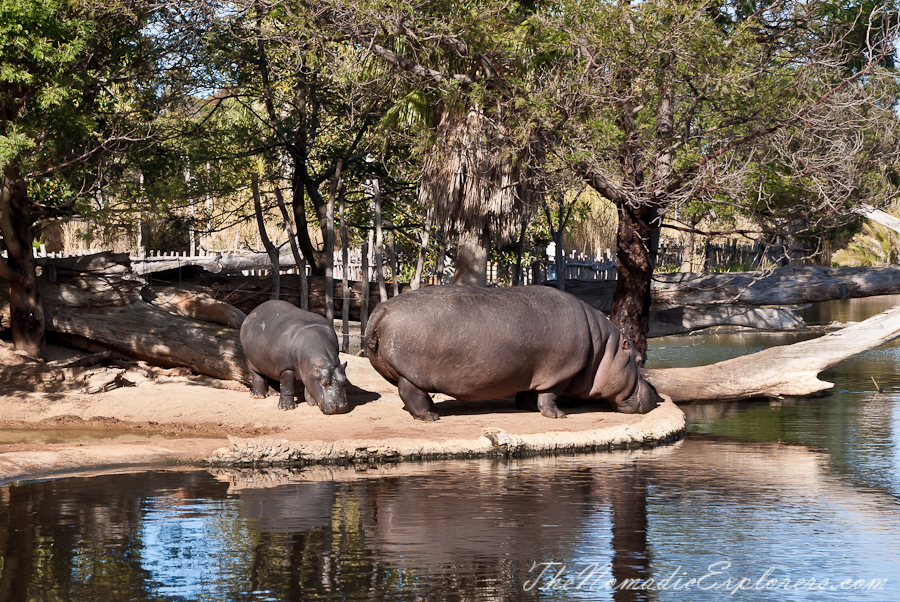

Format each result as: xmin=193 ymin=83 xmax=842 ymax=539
xmin=182 ymin=0 xmax=410 ymax=277
xmin=0 ymin=0 xmax=158 ymax=356
xmin=312 ymin=0 xmax=549 ymax=285
xmin=543 ymin=0 xmax=900 ymax=360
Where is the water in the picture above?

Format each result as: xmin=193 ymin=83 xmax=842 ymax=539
xmin=1 ymin=298 xmax=898 ymax=601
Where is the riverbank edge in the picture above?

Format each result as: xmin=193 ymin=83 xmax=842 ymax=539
xmin=203 ymin=398 xmax=686 ymax=466
xmin=0 ymin=400 xmax=685 ymax=483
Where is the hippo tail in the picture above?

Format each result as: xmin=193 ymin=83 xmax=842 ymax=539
xmin=364 ymin=303 xmax=386 ymax=355
xmin=363 ymin=304 xmax=401 ymax=384
xmin=365 ymin=332 xmax=379 ymax=354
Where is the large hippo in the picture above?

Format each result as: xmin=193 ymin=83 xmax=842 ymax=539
xmin=240 ymin=300 xmax=349 ymax=414
xmin=365 ymin=285 xmax=661 ymax=421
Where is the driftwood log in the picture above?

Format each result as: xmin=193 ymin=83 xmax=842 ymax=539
xmin=648 ymin=305 xmax=803 ymax=337
xmin=644 ymin=303 xmax=900 ymax=403
xmin=2 ymin=285 xmax=250 ymax=383
xmin=46 ymin=299 xmax=251 ymax=383
xmin=141 ymin=285 xmax=247 ymax=329
xmin=854 ymin=204 xmax=900 ymax=235
xmin=177 ymin=273 xmax=406 ymax=321
xmin=1 ymin=253 xmax=251 ymax=382
xmin=564 ymin=265 xmax=900 ymax=308
xmin=130 ymin=249 xmax=300 ymax=276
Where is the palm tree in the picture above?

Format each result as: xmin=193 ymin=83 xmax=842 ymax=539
xmin=419 ymin=107 xmax=541 ymax=285
xmin=833 ymin=221 xmax=900 ymax=266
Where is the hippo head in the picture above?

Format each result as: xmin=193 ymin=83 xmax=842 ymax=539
xmin=592 ymin=334 xmax=662 ymax=414
xmin=615 ymin=373 xmax=663 ymax=414
xmin=305 ymin=361 xmax=350 ymax=415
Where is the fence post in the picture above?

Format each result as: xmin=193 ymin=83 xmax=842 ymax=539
xmin=360 ymin=233 xmax=371 ymax=353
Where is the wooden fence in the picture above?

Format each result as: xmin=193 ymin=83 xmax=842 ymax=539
xmin=8 ymin=239 xmax=813 ymax=284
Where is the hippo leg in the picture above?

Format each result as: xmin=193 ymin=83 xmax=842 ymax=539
xmin=398 ymin=377 xmax=440 ymax=422
xmin=303 ymin=384 xmax=316 ymax=407
xmin=250 ymin=369 xmax=268 ymax=399
xmin=536 ymin=392 xmax=567 ymax=419
xmin=515 ymin=390 xmax=566 ymax=418
xmin=278 ymin=370 xmax=298 ymax=411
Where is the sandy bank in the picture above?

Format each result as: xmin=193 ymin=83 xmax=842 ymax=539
xmin=0 ymin=354 xmax=685 ymax=483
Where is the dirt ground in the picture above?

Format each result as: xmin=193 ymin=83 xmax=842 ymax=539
xmin=0 ymin=339 xmax=684 ymax=482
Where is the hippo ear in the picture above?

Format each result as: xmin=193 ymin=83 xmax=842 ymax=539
xmin=622 ymin=339 xmax=631 ymax=351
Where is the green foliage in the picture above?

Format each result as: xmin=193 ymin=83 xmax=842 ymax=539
xmin=0 ymin=0 xmax=157 ymax=225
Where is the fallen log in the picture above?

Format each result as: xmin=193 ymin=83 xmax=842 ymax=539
xmin=131 ymin=248 xmax=300 ymax=276
xmin=648 ymin=305 xmax=804 ymax=337
xmin=141 ymin=285 xmax=247 ymax=329
xmin=563 ymin=265 xmax=900 ymax=308
xmin=46 ymin=298 xmax=251 ymax=383
xmin=853 ymin=204 xmax=900 ymax=235
xmin=643 ymin=303 xmax=900 ymax=403
xmin=1 ymin=257 xmax=250 ymax=381
xmin=182 ymin=273 xmax=406 ymax=320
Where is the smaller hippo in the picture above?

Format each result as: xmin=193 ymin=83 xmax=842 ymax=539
xmin=240 ymin=300 xmax=349 ymax=414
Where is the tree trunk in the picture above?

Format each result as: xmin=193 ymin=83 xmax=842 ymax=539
xmin=271 ymin=169 xmax=309 ymax=310
xmin=339 ymin=181 xmax=350 ymax=353
xmin=388 ymin=231 xmax=399 ymax=297
xmin=373 ymin=180 xmax=388 ymax=302
xmin=360 ymin=235 xmax=371 ymax=344
xmin=291 ymin=168 xmax=326 ymax=276
xmin=435 ymin=242 xmax=447 ymax=285
xmin=325 ymin=161 xmax=342 ymax=322
xmin=514 ymin=220 xmax=526 ymax=286
xmin=0 ymin=170 xmax=44 ymax=357
xmin=251 ymin=173 xmax=281 ymax=299
xmin=555 ymin=235 xmax=566 ymax=292
xmin=412 ymin=209 xmax=433 ymax=290
xmin=644 ymin=303 xmax=900 ymax=402
xmin=452 ymin=228 xmax=490 ymax=286
xmin=609 ymin=203 xmax=658 ymax=364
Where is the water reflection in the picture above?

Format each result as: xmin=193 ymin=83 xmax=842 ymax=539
xmin=1 ymin=436 xmax=898 ymax=601
xmin=798 ymin=294 xmax=900 ymax=326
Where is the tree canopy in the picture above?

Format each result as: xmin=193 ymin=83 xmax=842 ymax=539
xmin=2 ymin=0 xmax=899 ymax=359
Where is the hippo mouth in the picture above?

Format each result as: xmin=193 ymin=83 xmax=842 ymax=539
xmin=315 ymin=385 xmax=351 ymax=415
xmin=618 ymin=379 xmax=662 ymax=414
